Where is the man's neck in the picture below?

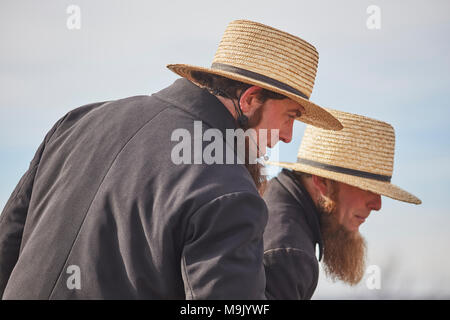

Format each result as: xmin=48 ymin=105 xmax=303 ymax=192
xmin=216 ymin=95 xmax=239 ymax=120
xmin=300 ymin=176 xmax=320 ymax=209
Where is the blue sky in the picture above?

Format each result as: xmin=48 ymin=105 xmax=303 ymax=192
xmin=1 ymin=0 xmax=449 ymax=298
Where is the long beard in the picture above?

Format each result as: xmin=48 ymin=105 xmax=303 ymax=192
xmin=244 ymin=157 xmax=266 ymax=195
xmin=318 ymin=195 xmax=367 ymax=286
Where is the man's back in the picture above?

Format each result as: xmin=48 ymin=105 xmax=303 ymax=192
xmin=0 ymin=79 xmax=267 ymax=299
xmin=263 ymin=169 xmax=322 ymax=299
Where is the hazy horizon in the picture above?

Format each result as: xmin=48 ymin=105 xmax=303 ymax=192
xmin=1 ymin=0 xmax=449 ymax=299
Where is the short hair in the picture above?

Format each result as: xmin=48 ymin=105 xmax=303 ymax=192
xmin=293 ymin=170 xmax=339 ymax=194
xmin=190 ymin=71 xmax=286 ymax=103
xmin=292 ymin=170 xmax=312 ymax=180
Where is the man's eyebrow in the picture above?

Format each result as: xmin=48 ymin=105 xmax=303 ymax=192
xmin=287 ymin=106 xmax=304 ymax=112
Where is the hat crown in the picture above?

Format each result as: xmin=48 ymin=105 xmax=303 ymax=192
xmin=212 ymin=20 xmax=319 ymax=99
xmin=298 ymin=109 xmax=396 ymax=176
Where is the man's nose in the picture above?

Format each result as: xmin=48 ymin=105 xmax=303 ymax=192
xmin=367 ymin=193 xmax=382 ymax=211
xmin=280 ymin=127 xmax=293 ymax=143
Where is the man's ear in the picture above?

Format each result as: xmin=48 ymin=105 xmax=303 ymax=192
xmin=239 ymin=86 xmax=264 ymax=115
xmin=311 ymin=175 xmax=329 ymax=197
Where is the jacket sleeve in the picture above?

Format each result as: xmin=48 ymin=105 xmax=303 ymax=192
xmin=263 ymin=248 xmax=319 ymax=300
xmin=0 ymin=114 xmax=67 ymax=296
xmin=181 ymin=191 xmax=268 ymax=299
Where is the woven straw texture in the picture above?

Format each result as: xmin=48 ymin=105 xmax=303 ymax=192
xmin=268 ymin=109 xmax=421 ymax=204
xmin=213 ymin=20 xmax=318 ymax=98
xmin=167 ymin=20 xmax=342 ymax=131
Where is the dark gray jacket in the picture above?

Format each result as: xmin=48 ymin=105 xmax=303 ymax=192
xmin=0 ymin=78 xmax=267 ymax=299
xmin=263 ymin=169 xmax=323 ymax=300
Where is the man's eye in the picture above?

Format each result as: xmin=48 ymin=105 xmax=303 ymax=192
xmin=288 ymin=111 xmax=302 ymax=119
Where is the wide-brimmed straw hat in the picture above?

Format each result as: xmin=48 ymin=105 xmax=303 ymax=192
xmin=167 ymin=19 xmax=342 ymax=131
xmin=268 ymin=109 xmax=421 ymax=204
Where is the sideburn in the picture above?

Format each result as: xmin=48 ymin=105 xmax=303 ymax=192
xmin=242 ymin=104 xmax=266 ymax=195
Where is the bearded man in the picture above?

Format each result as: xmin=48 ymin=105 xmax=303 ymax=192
xmin=263 ymin=109 xmax=421 ymax=300
xmin=0 ymin=20 xmax=341 ymax=299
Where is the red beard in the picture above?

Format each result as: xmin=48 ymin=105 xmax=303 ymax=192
xmin=318 ymin=186 xmax=367 ymax=285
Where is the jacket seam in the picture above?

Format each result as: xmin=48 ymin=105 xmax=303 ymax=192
xmin=264 ymin=247 xmax=316 ymax=262
xmin=182 ymin=190 xmax=264 ymax=299
xmin=181 ymin=255 xmax=195 ymax=300
xmin=194 ymin=190 xmax=260 ymax=218
xmin=151 ymin=94 xmax=236 ymax=137
xmin=0 ymin=164 xmax=37 ymax=225
xmin=0 ymin=112 xmax=71 ymax=225
xmin=264 ymin=247 xmax=318 ymax=299
xmin=47 ymin=105 xmax=172 ymax=299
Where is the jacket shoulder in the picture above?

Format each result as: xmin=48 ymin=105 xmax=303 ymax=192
xmin=264 ymin=247 xmax=319 ymax=299
xmin=262 ymin=177 xmax=317 ymax=256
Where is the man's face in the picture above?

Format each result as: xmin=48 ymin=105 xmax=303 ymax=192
xmin=249 ymin=98 xmax=304 ymax=154
xmin=333 ymin=182 xmax=382 ymax=232
xmin=316 ymin=178 xmax=382 ymax=285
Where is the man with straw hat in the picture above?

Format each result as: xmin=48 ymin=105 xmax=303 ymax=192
xmin=0 ymin=20 xmax=341 ymax=299
xmin=263 ymin=109 xmax=421 ymax=299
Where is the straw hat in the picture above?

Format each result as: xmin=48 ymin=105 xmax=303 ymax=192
xmin=167 ymin=19 xmax=342 ymax=131
xmin=268 ymin=109 xmax=421 ymax=204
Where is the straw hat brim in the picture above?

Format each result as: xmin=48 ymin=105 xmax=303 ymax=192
xmin=167 ymin=64 xmax=343 ymax=131
xmin=267 ymin=160 xmax=422 ymax=205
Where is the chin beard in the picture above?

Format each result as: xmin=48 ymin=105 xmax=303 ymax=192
xmin=242 ymin=135 xmax=266 ymax=195
xmin=318 ymin=193 xmax=367 ymax=286
xmin=244 ymin=161 xmax=266 ymax=196
xmin=241 ymin=107 xmax=267 ymax=196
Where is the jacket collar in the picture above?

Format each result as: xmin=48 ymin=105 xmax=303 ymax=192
xmin=152 ymin=78 xmax=238 ymax=135
xmin=276 ymin=168 xmax=323 ymax=261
